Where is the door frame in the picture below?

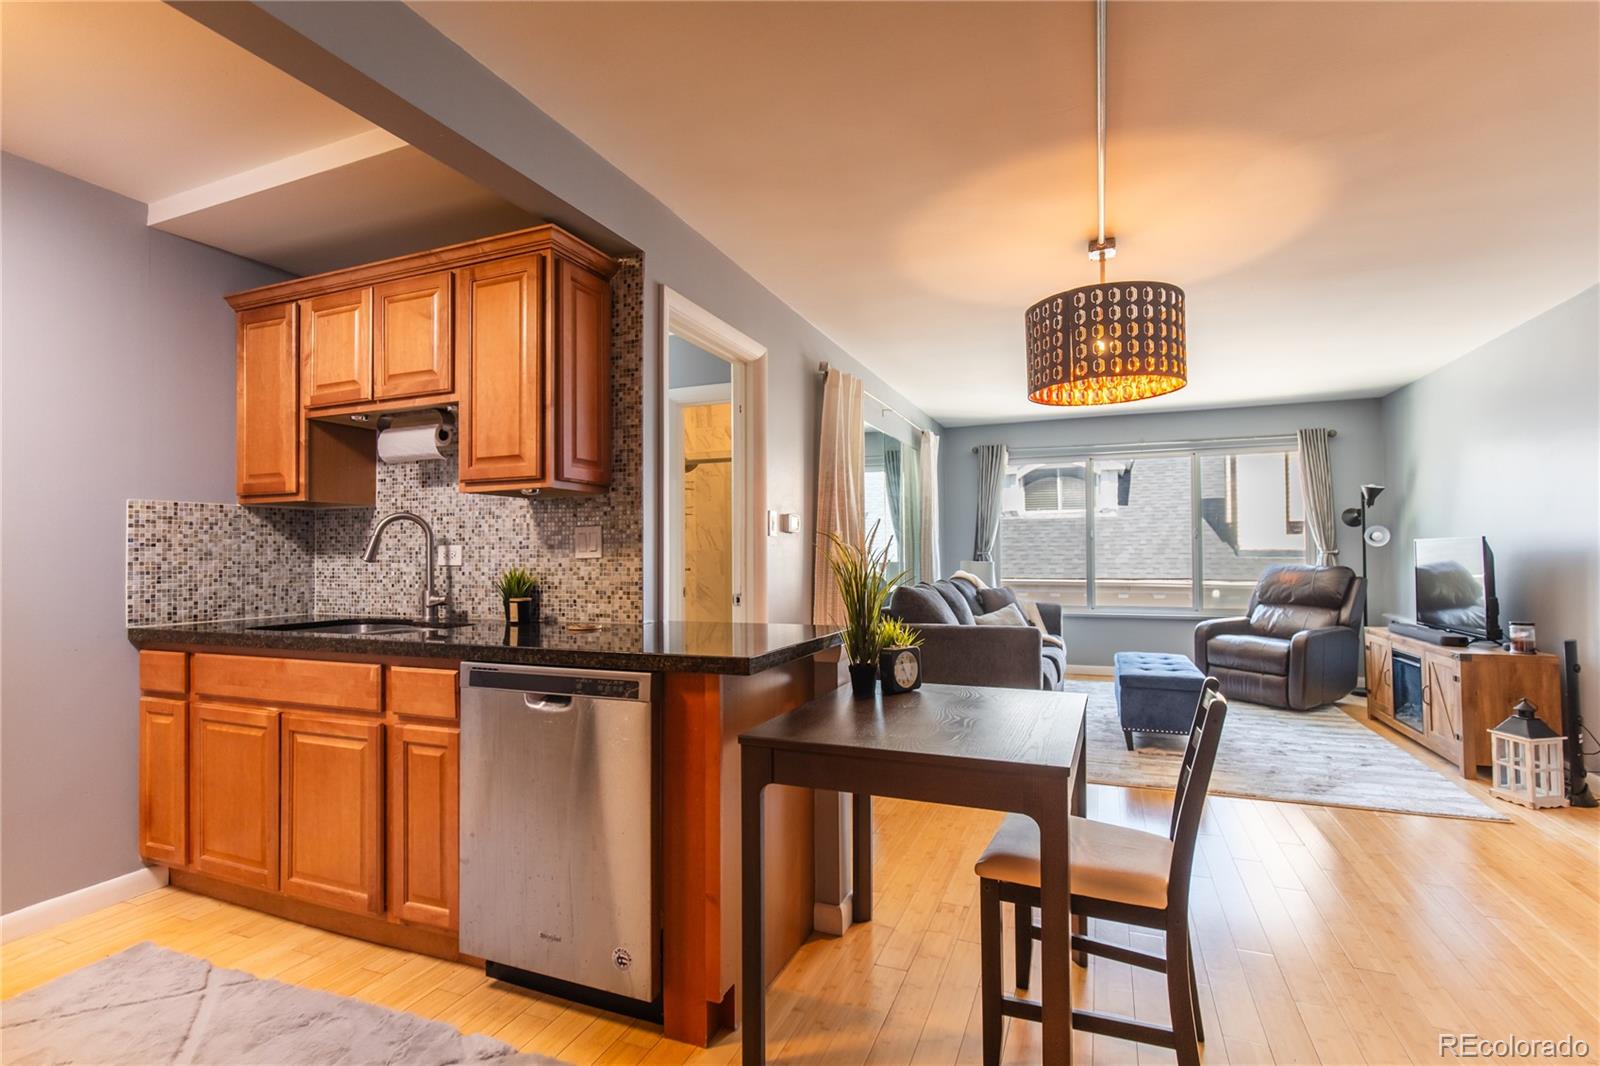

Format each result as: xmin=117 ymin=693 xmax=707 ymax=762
xmin=659 ymin=286 xmax=768 ymax=625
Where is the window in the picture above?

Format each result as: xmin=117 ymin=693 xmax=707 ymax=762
xmin=998 ymin=443 xmax=1307 ymax=613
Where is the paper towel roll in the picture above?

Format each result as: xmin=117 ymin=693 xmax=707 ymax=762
xmin=378 ymin=419 xmax=454 ymax=464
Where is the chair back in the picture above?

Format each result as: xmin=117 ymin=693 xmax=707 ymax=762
xmin=1167 ymin=678 xmax=1228 ymax=905
xmin=1243 ymin=564 xmax=1364 ymax=637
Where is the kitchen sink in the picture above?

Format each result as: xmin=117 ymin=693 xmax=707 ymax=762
xmin=250 ymin=617 xmax=470 ymax=636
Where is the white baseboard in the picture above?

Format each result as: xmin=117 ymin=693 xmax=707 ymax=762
xmin=0 ymin=865 xmax=169 ymax=944
xmin=813 ymin=896 xmax=853 ymax=937
xmin=1067 ymin=664 xmax=1114 ymax=678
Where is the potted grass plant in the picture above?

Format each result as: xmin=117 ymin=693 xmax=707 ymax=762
xmin=495 ymin=567 xmax=541 ymax=627
xmin=824 ymin=522 xmax=906 ymax=698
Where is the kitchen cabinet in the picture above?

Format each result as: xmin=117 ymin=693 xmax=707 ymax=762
xmin=190 ymin=700 xmax=280 ymax=891
xmin=227 ymin=225 xmax=616 ymax=505
xmin=300 ymin=287 xmax=372 ymax=408
xmin=388 ymin=723 xmax=460 ymax=931
xmin=374 ymin=272 xmax=453 ymax=400
xmin=138 ymin=697 xmax=188 ymax=866
xmin=236 ymin=302 xmax=300 ymax=500
xmin=280 ymin=712 xmax=384 ymax=915
xmin=457 ymin=255 xmax=544 ymax=486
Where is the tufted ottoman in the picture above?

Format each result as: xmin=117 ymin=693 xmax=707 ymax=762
xmin=1113 ymin=652 xmax=1207 ymax=750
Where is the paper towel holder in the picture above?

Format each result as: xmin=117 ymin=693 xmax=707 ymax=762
xmin=376 ymin=405 xmax=457 ymax=433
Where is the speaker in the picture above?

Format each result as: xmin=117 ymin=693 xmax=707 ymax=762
xmin=1390 ymin=620 xmax=1470 ymax=647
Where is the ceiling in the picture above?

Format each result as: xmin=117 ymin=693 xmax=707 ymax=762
xmin=414 ymin=1 xmax=1600 ymax=426
xmin=1 ymin=2 xmax=535 ymax=275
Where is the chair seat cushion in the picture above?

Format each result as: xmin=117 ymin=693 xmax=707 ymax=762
xmin=973 ymin=813 xmax=1172 ymax=910
xmin=1205 ymin=633 xmax=1291 ymax=676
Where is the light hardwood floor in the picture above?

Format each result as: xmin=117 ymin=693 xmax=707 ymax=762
xmin=3 ymin=701 xmax=1596 ymax=1065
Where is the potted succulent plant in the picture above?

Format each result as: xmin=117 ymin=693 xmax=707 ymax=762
xmin=876 ymin=617 xmax=924 ymax=696
xmin=495 ymin=567 xmax=541 ymax=627
xmin=824 ymin=523 xmax=906 ymax=698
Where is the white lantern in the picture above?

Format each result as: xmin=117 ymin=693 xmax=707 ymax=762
xmin=1488 ymin=699 xmax=1568 ymax=809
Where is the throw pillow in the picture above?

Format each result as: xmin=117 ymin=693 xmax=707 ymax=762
xmin=973 ymin=603 xmax=1029 ymax=627
xmin=930 ymin=581 xmax=976 ymax=625
xmin=977 ymin=586 xmax=1019 ymax=613
xmin=890 ymin=584 xmax=958 ymax=625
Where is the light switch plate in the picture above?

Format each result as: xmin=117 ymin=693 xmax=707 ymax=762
xmin=435 ymin=544 xmax=464 ymax=567
xmin=575 ymin=525 xmax=603 ymax=559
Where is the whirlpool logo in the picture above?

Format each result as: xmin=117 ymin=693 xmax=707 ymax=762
xmin=538 ymin=931 xmax=563 ymax=943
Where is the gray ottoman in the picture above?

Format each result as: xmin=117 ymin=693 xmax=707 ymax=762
xmin=1113 ymin=652 xmax=1207 ymax=750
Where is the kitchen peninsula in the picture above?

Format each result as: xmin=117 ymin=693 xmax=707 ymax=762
xmin=127 ymin=618 xmax=842 ymax=1046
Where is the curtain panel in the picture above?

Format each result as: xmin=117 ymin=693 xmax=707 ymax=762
xmin=1296 ymin=427 xmax=1339 ymax=565
xmin=917 ymin=429 xmax=940 ymax=581
xmin=972 ymin=443 xmax=1008 ymax=562
xmin=812 ymin=368 xmax=865 ymax=626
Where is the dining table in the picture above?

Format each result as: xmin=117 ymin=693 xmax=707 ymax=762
xmin=738 ymin=682 xmax=1088 ymax=1065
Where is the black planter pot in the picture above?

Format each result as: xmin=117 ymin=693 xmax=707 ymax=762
xmin=504 ymin=592 xmax=539 ymax=627
xmin=848 ymin=662 xmax=878 ymax=699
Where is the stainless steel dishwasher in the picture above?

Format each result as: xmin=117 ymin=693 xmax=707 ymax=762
xmin=459 ymin=663 xmax=657 ymax=1017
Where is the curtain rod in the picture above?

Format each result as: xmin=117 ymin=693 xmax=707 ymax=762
xmin=818 ymin=361 xmax=923 ymax=433
xmin=972 ymin=429 xmax=1334 ymax=454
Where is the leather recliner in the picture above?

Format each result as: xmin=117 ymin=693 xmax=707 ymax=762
xmin=1193 ymin=564 xmax=1365 ymax=711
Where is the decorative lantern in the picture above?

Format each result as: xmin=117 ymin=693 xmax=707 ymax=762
xmin=1489 ymin=699 xmax=1568 ymax=809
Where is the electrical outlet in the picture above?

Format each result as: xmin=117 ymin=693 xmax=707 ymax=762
xmin=575 ymin=525 xmax=603 ymax=559
xmin=435 ymin=544 xmax=464 ymax=567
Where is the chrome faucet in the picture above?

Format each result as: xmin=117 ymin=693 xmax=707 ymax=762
xmin=362 ymin=511 xmax=449 ymax=624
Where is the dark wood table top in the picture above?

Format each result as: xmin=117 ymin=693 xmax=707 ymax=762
xmin=739 ymin=683 xmax=1086 ymax=777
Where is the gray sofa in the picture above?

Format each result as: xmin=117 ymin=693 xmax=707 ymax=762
xmin=887 ymin=579 xmax=1066 ymax=690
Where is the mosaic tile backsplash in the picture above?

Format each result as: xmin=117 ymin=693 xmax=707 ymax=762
xmin=127 ymin=257 xmax=645 ymax=628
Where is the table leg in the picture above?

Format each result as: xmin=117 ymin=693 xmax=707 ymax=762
xmin=741 ymin=748 xmax=772 ymax=1066
xmin=851 ymin=792 xmax=873 ymax=924
xmin=1037 ymin=797 xmax=1074 ymax=1065
xmin=1070 ymin=758 xmax=1087 ymax=968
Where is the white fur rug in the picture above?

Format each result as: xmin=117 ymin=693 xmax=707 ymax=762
xmin=0 ymin=942 xmax=556 ymax=1065
xmin=1068 ymin=680 xmax=1508 ymax=821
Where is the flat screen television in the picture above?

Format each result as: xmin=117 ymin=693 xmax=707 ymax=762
xmin=1414 ymin=536 xmax=1501 ymax=643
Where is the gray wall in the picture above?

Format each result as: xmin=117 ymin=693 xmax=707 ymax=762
xmin=179 ymin=3 xmax=941 ymax=626
xmin=1382 ymin=286 xmax=1599 ymax=768
xmin=667 ymin=335 xmax=732 ymax=389
xmin=0 ymin=154 xmax=289 ymax=913
xmin=939 ymin=400 xmax=1388 ymax=666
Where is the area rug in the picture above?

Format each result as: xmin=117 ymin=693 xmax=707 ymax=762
xmin=1067 ymin=680 xmax=1508 ymax=822
xmin=0 ymin=942 xmax=555 ymax=1065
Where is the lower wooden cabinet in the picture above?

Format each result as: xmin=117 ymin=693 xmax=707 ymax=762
xmin=1422 ymin=650 xmax=1464 ymax=761
xmin=388 ymin=723 xmax=460 ymax=931
xmin=280 ymin=712 xmax=385 ymax=915
xmin=190 ymin=701 xmax=280 ymax=891
xmin=138 ymin=697 xmax=188 ymax=866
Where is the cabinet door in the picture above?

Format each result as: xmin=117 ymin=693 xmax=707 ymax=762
xmin=301 ymin=288 xmax=373 ymax=408
xmin=555 ymin=260 xmax=612 ymax=486
xmin=1423 ymin=651 xmax=1464 ymax=753
xmin=374 ymin=272 xmax=452 ymax=400
xmin=281 ymin=712 xmax=384 ymax=914
xmin=236 ymin=303 xmax=299 ymax=499
xmin=139 ymin=697 xmax=188 ymax=865
xmin=1364 ymin=635 xmax=1392 ymax=716
xmin=191 ymin=701 xmax=279 ymax=890
xmin=458 ymin=255 xmax=544 ymax=484
xmin=388 ymin=723 xmax=459 ymax=930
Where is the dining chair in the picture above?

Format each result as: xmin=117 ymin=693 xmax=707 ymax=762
xmin=973 ymin=677 xmax=1227 ymax=1066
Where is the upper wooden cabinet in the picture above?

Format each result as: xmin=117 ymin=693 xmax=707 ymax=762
xmin=227 ymin=226 xmax=616 ymax=505
xmin=301 ymin=288 xmax=373 ymax=408
xmin=375 ymin=272 xmax=453 ymax=401
xmin=236 ymin=303 xmax=300 ymax=500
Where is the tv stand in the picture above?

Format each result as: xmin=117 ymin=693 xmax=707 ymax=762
xmin=1363 ymin=627 xmax=1562 ymax=777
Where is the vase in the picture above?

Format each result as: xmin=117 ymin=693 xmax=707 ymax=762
xmin=848 ymin=662 xmax=878 ymax=699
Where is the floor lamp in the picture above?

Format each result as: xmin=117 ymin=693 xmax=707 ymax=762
xmin=1341 ymin=484 xmax=1386 ymax=696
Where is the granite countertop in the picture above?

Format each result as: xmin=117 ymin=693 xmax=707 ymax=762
xmin=127 ymin=614 xmax=841 ymax=676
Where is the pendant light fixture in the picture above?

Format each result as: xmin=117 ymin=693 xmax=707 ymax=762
xmin=1024 ymin=0 xmax=1188 ymax=407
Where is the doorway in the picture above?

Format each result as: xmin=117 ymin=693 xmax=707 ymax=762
xmin=660 ymin=288 xmax=768 ymax=625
